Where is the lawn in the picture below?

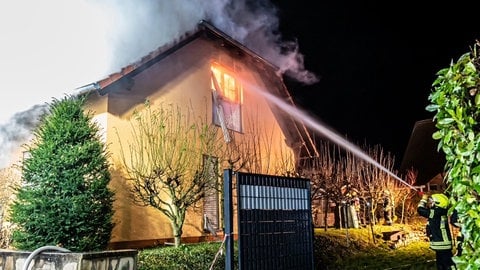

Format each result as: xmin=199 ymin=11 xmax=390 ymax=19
xmin=314 ymin=223 xmax=437 ymax=269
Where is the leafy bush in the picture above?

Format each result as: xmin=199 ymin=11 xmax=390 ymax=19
xmin=426 ymin=42 xmax=480 ymax=269
xmin=9 ymin=96 xmax=114 ymax=251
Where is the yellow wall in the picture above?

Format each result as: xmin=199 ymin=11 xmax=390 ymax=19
xmin=85 ymin=38 xmax=295 ymax=245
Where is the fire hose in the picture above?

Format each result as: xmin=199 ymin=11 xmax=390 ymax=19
xmin=22 ymin=245 xmax=70 ymax=270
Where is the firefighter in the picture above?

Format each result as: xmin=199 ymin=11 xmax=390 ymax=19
xmin=382 ymin=190 xmax=393 ymax=225
xmin=417 ymin=193 xmax=454 ymax=270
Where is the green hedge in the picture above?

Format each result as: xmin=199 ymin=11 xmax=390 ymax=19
xmin=138 ymin=241 xmax=237 ymax=270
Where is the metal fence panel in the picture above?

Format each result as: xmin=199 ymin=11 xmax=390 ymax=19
xmin=236 ymin=172 xmax=313 ymax=270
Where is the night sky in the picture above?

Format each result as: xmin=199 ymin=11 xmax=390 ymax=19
xmin=0 ymin=1 xmax=477 ymax=170
xmin=272 ymin=1 xmax=480 ymax=166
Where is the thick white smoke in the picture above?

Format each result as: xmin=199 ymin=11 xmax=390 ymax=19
xmin=0 ymin=0 xmax=318 ymax=168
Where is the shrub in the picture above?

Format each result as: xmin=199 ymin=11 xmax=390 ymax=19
xmin=426 ymin=42 xmax=480 ymax=269
xmin=138 ymin=241 xmax=235 ymax=270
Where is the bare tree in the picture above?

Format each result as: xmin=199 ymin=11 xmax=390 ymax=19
xmin=352 ymin=144 xmax=393 ymax=225
xmin=396 ymin=169 xmax=418 ymax=224
xmin=117 ymin=102 xmax=225 ymax=247
xmin=0 ymin=164 xmax=22 ymax=248
xmin=224 ymin=114 xmax=296 ymax=176
xmin=299 ymin=141 xmax=343 ymax=230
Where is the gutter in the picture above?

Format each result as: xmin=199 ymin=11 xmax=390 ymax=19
xmin=73 ymin=82 xmax=101 ymax=96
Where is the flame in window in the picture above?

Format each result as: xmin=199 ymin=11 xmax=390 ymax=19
xmin=211 ymin=63 xmax=243 ymax=104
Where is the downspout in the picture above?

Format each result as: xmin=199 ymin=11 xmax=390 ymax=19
xmin=72 ymin=82 xmax=101 ymax=96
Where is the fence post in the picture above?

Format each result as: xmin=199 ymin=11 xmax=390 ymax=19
xmin=224 ymin=169 xmax=234 ymax=270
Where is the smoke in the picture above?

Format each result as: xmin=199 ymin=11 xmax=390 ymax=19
xmin=0 ymin=105 xmax=48 ymax=168
xmin=0 ymin=0 xmax=318 ymax=168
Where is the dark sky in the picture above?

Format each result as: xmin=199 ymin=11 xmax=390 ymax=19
xmin=272 ymin=1 xmax=480 ymax=166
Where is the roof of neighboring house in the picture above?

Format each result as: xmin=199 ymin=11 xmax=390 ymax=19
xmin=399 ymin=119 xmax=446 ymax=186
xmin=74 ymin=20 xmax=319 ymax=160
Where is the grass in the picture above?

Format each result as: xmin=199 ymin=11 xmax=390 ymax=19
xmin=137 ymin=223 xmax=439 ymax=270
xmin=314 ymin=223 xmax=437 ymax=269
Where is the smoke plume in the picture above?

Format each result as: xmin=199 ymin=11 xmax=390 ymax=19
xmin=0 ymin=0 xmax=318 ymax=168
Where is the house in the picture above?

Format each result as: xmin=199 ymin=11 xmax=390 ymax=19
xmin=75 ymin=20 xmax=318 ymax=249
xmin=399 ymin=119 xmax=446 ymax=191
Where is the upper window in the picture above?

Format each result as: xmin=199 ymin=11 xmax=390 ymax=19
xmin=211 ymin=62 xmax=243 ymax=133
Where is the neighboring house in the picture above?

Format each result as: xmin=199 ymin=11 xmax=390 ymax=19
xmin=400 ymin=118 xmax=447 ymax=191
xmin=75 ymin=21 xmax=317 ymax=249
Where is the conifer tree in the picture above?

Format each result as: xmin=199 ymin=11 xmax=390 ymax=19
xmin=10 ymin=95 xmax=114 ymax=251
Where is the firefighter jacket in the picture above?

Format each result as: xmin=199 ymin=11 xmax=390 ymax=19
xmin=417 ymin=198 xmax=452 ymax=251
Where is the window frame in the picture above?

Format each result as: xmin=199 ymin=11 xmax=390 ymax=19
xmin=211 ymin=62 xmax=243 ymax=133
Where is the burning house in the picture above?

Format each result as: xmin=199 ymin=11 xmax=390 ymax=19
xmin=74 ymin=21 xmax=317 ymax=249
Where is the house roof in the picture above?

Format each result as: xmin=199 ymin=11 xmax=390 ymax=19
xmin=76 ymin=21 xmax=278 ymax=94
xmin=74 ymin=20 xmax=319 ymax=160
xmin=399 ymin=119 xmax=446 ymax=186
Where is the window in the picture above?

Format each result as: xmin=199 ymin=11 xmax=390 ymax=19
xmin=203 ymin=155 xmax=219 ymax=234
xmin=211 ymin=63 xmax=243 ymax=133
xmin=429 ymin=184 xmax=438 ymax=191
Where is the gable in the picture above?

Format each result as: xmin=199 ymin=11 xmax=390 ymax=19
xmin=77 ymin=20 xmax=318 ymax=162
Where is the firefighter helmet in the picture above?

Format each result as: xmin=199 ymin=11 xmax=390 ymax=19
xmin=431 ymin=193 xmax=449 ymax=209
